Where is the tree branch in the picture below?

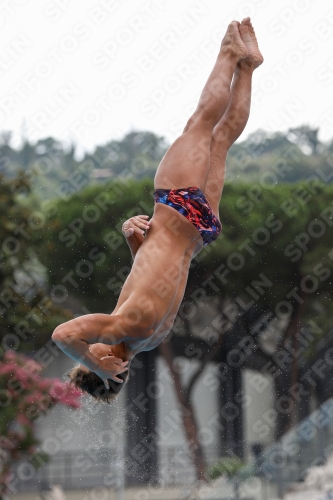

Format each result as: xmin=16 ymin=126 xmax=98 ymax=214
xmin=185 ymin=333 xmax=225 ymax=402
xmin=158 ymin=341 xmax=186 ymax=406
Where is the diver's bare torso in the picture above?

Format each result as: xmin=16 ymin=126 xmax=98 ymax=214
xmin=112 ymin=203 xmax=203 ymax=353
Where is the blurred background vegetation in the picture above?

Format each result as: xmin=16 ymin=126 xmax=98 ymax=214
xmin=1 ymin=124 xmax=333 ymax=484
xmin=2 ymin=123 xmax=333 ymax=411
xmin=1 ymin=125 xmax=332 ymax=198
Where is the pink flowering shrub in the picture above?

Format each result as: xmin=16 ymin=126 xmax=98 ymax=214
xmin=0 ymin=350 xmax=81 ymax=498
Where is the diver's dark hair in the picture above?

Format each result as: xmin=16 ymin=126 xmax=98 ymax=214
xmin=68 ymin=365 xmax=129 ymax=404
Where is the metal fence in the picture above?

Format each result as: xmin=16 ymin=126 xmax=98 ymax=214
xmin=13 ymin=447 xmax=117 ymax=492
xmin=12 ymin=444 xmax=220 ymax=493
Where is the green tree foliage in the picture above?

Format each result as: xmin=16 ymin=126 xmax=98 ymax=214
xmin=288 ymin=125 xmax=320 ymax=155
xmin=0 ymin=131 xmax=168 ymax=200
xmin=0 ymin=175 xmax=71 ymax=353
xmin=227 ymin=128 xmax=333 ymax=183
xmin=192 ymin=180 xmax=333 ymax=313
xmin=0 ymin=128 xmax=332 ymax=202
xmin=38 ymin=179 xmax=333 ymax=339
xmin=36 ymin=179 xmax=154 ymax=312
xmin=208 ymin=457 xmax=245 ymax=480
xmin=85 ymin=131 xmax=168 ymax=178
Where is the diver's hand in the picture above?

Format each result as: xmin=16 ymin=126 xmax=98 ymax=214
xmin=94 ymin=356 xmax=129 ymax=387
xmin=89 ymin=343 xmax=112 ymax=360
xmin=122 ymin=215 xmax=150 ymax=238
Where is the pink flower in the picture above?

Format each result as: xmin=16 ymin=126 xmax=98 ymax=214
xmin=38 ymin=379 xmax=52 ymax=391
xmin=0 ymin=361 xmax=17 ymax=375
xmin=24 ymin=393 xmax=44 ymax=405
xmin=49 ymin=379 xmax=67 ymax=399
xmin=13 ymin=367 xmax=30 ymax=382
xmin=25 ymin=359 xmax=43 ymax=375
xmin=16 ymin=413 xmax=32 ymax=427
xmin=50 ymin=381 xmax=81 ymax=407
xmin=0 ymin=348 xmax=81 ymax=483
xmin=4 ymin=351 xmax=16 ymax=361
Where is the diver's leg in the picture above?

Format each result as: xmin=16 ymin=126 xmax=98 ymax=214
xmin=203 ymin=62 xmax=254 ymax=215
xmin=204 ymin=18 xmax=263 ymax=216
xmin=154 ymin=21 xmax=248 ymax=190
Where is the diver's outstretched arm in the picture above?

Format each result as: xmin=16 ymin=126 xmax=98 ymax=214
xmin=52 ymin=314 xmax=130 ymax=384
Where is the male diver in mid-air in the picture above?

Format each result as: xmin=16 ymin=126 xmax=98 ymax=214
xmin=52 ymin=18 xmax=263 ymax=402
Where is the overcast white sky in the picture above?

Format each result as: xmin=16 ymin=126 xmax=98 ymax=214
xmin=1 ymin=0 xmax=333 ymax=155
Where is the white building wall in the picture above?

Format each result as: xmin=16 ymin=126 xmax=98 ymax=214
xmin=157 ymin=357 xmax=220 ymax=451
xmin=243 ymin=368 xmax=275 ymax=460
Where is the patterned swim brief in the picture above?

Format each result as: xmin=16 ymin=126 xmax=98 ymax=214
xmin=153 ymin=187 xmax=222 ymax=246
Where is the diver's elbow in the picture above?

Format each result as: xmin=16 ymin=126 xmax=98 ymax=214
xmin=52 ymin=324 xmax=72 ymax=344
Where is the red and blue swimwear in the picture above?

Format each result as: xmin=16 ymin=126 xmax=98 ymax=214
xmin=153 ymin=187 xmax=222 ymax=246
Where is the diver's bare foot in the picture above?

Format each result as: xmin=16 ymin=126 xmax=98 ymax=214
xmin=239 ymin=17 xmax=263 ymax=68
xmin=220 ymin=21 xmax=248 ymax=61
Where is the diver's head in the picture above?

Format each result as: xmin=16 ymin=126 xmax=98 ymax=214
xmin=68 ymin=364 xmax=130 ymax=404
